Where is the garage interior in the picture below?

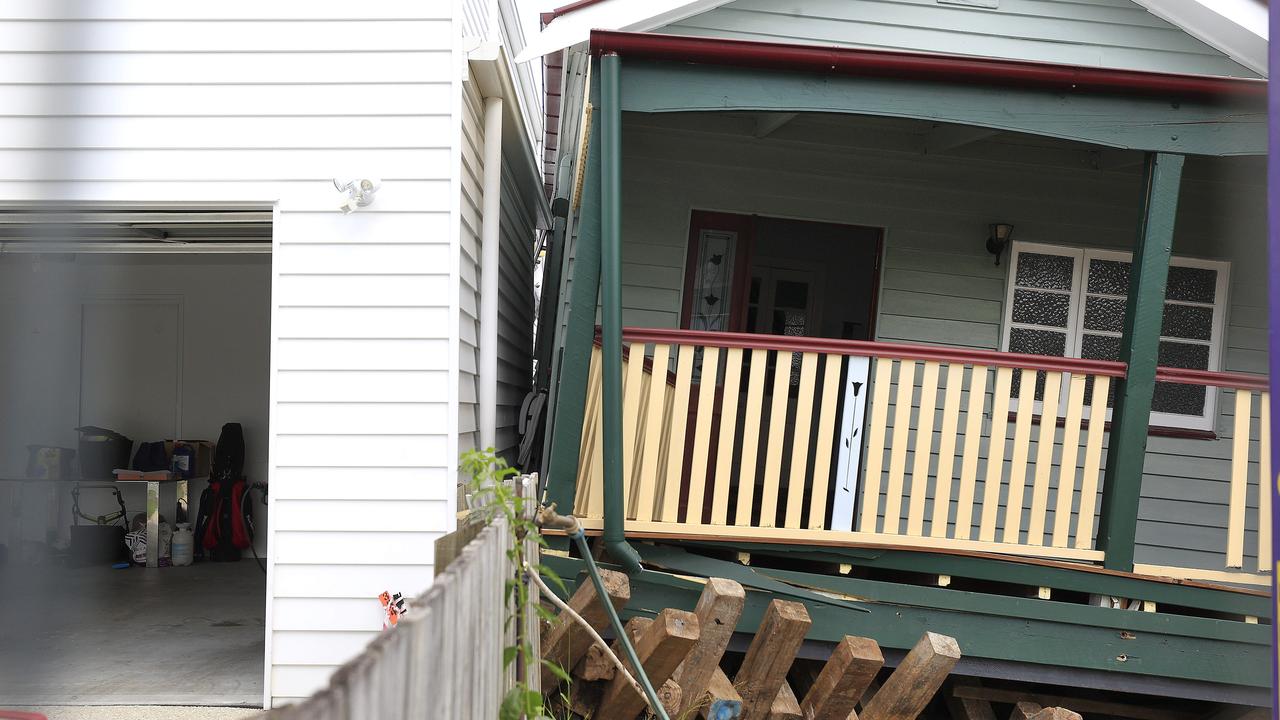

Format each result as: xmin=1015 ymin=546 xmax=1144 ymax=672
xmin=0 ymin=207 xmax=271 ymax=707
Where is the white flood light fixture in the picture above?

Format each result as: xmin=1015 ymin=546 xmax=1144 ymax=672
xmin=334 ymin=178 xmax=381 ymax=214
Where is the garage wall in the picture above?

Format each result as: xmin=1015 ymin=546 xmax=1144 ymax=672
xmin=0 ymin=2 xmax=461 ymax=706
xmin=0 ymin=255 xmax=271 ymax=554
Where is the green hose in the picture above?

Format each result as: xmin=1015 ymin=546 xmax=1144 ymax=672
xmin=568 ymin=528 xmax=671 ymax=720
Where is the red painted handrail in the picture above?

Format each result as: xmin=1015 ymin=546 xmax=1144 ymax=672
xmin=621 ymin=327 xmax=1128 ymax=377
xmin=1155 ymin=367 xmax=1270 ymax=392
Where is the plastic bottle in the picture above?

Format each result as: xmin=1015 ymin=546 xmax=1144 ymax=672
xmin=171 ymin=523 xmax=194 ymax=567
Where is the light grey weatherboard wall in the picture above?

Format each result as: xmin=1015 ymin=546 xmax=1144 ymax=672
xmin=659 ymin=0 xmax=1259 ymax=79
xmin=564 ymin=111 xmax=1266 ymax=574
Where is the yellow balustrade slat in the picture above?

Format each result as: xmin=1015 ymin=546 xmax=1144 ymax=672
xmin=857 ymin=358 xmax=894 ymax=533
xmin=712 ymin=347 xmax=744 ymax=525
xmin=635 ymin=344 xmax=671 ymax=522
xmin=979 ymin=367 xmax=1014 ymax=542
xmin=621 ymin=344 xmax=647 ymax=517
xmin=584 ymin=348 xmax=606 ymax=520
xmin=1259 ymin=392 xmax=1272 ymax=572
xmin=1227 ymin=388 xmax=1253 ymax=569
xmin=809 ymin=355 xmax=846 ymax=530
xmin=930 ymin=363 xmax=965 ymax=538
xmin=1002 ymin=370 xmax=1037 ymax=544
xmin=955 ymin=365 xmax=989 ymax=540
xmin=907 ymin=361 xmax=941 ymax=536
xmin=735 ymin=349 xmax=769 ymax=525
xmin=785 ymin=352 xmax=819 ymax=529
xmin=883 ymin=360 xmax=918 ymax=535
xmin=1027 ymin=371 xmax=1063 ymax=546
xmin=575 ymin=354 xmax=600 ymax=514
xmin=662 ymin=345 xmax=695 ymax=523
xmin=1052 ymin=373 xmax=1088 ymax=548
xmin=760 ymin=351 xmax=794 ymax=526
xmin=1075 ymin=375 xmax=1109 ymax=549
xmin=687 ymin=346 xmax=720 ymax=524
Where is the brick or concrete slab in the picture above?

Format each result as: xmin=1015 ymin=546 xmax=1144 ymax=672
xmin=0 ymin=562 xmax=264 ymax=706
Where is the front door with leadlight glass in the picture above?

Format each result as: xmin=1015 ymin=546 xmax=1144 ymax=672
xmin=747 ymin=266 xmax=818 ymax=340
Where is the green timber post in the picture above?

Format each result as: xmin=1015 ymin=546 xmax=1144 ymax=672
xmin=1097 ymin=152 xmax=1185 ymax=572
xmin=542 ymin=60 xmax=604 ymax=515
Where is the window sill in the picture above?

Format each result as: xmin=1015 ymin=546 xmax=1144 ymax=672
xmin=1005 ymin=412 xmax=1217 ymax=440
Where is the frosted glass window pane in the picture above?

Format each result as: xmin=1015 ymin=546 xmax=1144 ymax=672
xmin=1087 ymin=259 xmax=1131 ymax=295
xmin=1158 ymin=341 xmax=1210 ymax=370
xmin=1083 ymin=297 xmax=1126 ymax=333
xmin=1009 ymin=327 xmax=1067 ymax=357
xmin=1161 ymin=304 xmax=1213 ymax=341
xmin=1166 ymin=266 xmax=1217 ymax=304
xmin=1081 ymin=334 xmax=1121 ymax=361
xmin=1152 ymin=382 xmax=1207 ymax=416
xmin=1016 ymin=253 xmax=1074 ymax=291
xmin=1012 ymin=289 xmax=1070 ymax=328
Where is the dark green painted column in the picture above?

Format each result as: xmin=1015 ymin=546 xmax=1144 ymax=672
xmin=543 ymin=61 xmax=603 ymax=515
xmin=1097 ymin=152 xmax=1185 ymax=571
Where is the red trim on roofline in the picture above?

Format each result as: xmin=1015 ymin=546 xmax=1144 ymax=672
xmin=546 ymin=0 xmax=610 ymax=23
xmin=589 ymin=30 xmax=1267 ymax=99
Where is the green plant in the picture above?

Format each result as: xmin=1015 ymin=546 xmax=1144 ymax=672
xmin=462 ymin=448 xmax=570 ymax=720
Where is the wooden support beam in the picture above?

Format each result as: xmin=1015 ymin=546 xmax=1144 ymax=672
xmin=575 ymin=643 xmax=616 ymax=682
xmin=657 ymin=678 xmax=683 ymax=718
xmin=800 ymin=635 xmax=884 ymax=720
xmin=540 ymin=567 xmax=630 ymax=689
xmin=951 ymin=683 xmax=1194 ymax=720
xmin=1010 ymin=702 xmax=1043 ymax=720
xmin=675 ymin=578 xmax=746 ymax=719
xmin=1029 ymin=709 xmax=1083 ymax=720
xmin=598 ymin=608 xmax=701 ymax=720
xmin=735 ymin=599 xmax=813 ymax=719
xmin=769 ymin=680 xmax=803 ymax=720
xmin=754 ymin=112 xmax=798 ymax=138
xmin=860 ymin=632 xmax=961 ymax=720
xmin=703 ymin=668 xmax=746 ymax=719
xmin=945 ymin=693 xmax=997 ymax=720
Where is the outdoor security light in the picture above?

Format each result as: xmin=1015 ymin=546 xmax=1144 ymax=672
xmin=987 ymin=223 xmax=1013 ymax=265
xmin=335 ymin=178 xmax=381 ymax=214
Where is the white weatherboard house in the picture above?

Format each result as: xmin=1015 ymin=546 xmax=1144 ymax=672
xmin=0 ymin=0 xmax=547 ymax=708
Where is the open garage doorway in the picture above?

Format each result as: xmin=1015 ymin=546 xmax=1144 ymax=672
xmin=0 ymin=206 xmax=271 ymax=708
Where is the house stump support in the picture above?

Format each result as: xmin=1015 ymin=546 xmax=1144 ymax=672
xmin=734 ymin=599 xmax=813 ymax=719
xmin=597 ymin=608 xmax=701 ymax=719
xmin=543 ymin=61 xmax=603 ymax=515
xmin=860 ymin=631 xmax=961 ymax=720
xmin=1097 ymin=152 xmax=1185 ymax=572
xmin=539 ymin=567 xmax=630 ymax=689
xmin=674 ymin=578 xmax=746 ymax=718
xmin=799 ymin=635 xmax=884 ymax=720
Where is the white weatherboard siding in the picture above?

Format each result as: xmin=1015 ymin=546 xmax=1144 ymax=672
xmin=660 ymin=0 xmax=1260 ymax=78
xmin=0 ymin=2 xmax=460 ymax=706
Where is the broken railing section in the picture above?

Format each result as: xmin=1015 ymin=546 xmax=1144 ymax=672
xmin=540 ymin=571 xmax=968 ymax=720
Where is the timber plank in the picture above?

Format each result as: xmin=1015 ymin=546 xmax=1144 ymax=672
xmin=1010 ymin=702 xmax=1043 ymax=720
xmin=860 ymin=632 xmax=961 ymax=720
xmin=674 ymin=578 xmax=747 ymax=719
xmin=1028 ymin=709 xmax=1082 ymax=720
xmin=800 ymin=635 xmax=885 ymax=720
xmin=736 ymin=599 xmax=813 ymax=719
xmin=945 ymin=693 xmax=996 ymax=720
xmin=703 ymin=668 xmax=746 ymax=719
xmin=540 ymin=568 xmax=630 ymax=689
xmin=598 ymin=608 xmax=701 ymax=719
xmin=770 ymin=680 xmax=803 ymax=720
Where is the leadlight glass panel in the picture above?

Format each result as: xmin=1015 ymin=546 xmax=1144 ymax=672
xmin=1012 ymin=289 xmax=1070 ymax=328
xmin=1016 ymin=252 xmax=1074 ymax=291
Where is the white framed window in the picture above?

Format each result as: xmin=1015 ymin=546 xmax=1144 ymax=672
xmin=1001 ymin=241 xmax=1229 ymax=432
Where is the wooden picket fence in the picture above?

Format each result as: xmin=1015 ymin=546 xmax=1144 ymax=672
xmin=260 ymin=475 xmax=540 ymax=719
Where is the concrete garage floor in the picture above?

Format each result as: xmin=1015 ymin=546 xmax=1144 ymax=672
xmin=0 ymin=561 xmax=265 ymax=708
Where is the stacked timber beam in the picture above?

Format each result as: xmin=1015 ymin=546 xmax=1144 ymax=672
xmin=541 ymin=570 xmax=994 ymax=720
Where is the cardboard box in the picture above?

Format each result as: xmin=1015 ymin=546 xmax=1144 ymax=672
xmin=165 ymin=439 xmax=214 ymax=479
